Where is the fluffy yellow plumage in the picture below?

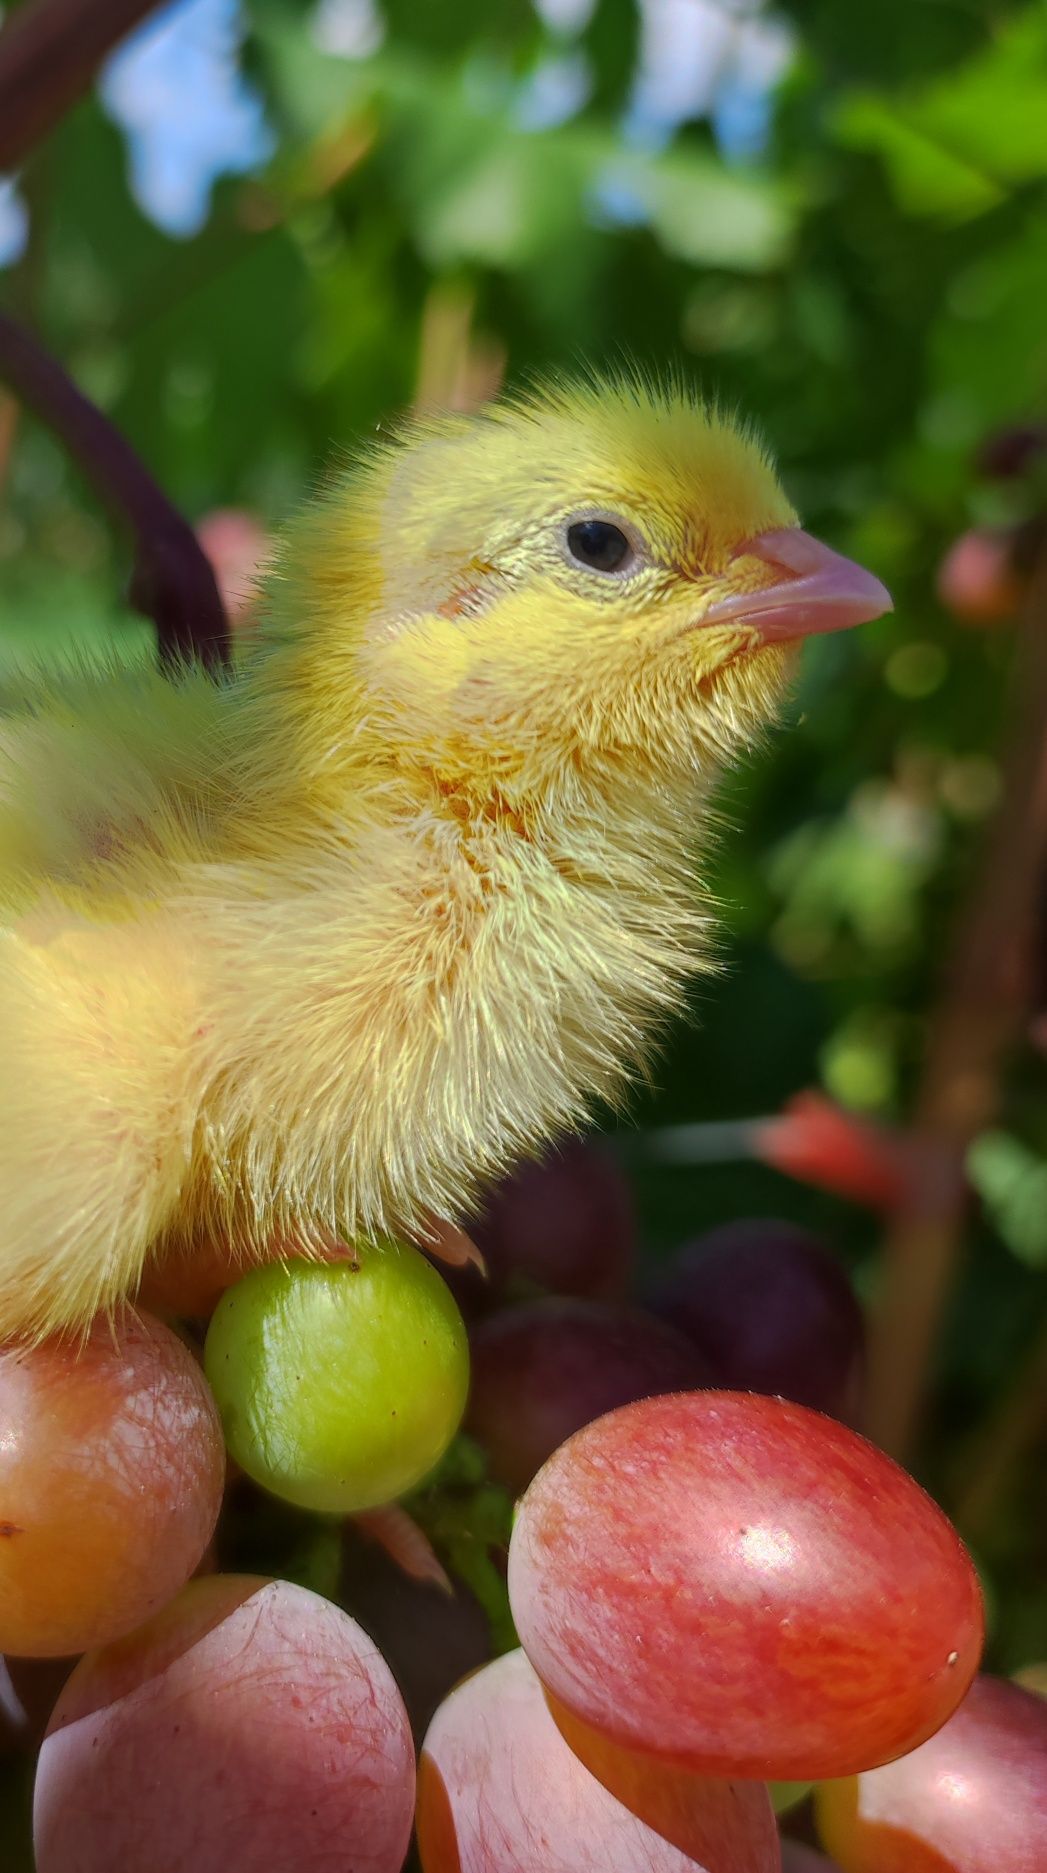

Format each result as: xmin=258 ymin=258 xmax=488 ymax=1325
xmin=0 ymin=375 xmax=889 ymax=1339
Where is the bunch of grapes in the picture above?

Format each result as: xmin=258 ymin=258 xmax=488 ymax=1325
xmin=2 ymin=1145 xmax=1046 ymax=1872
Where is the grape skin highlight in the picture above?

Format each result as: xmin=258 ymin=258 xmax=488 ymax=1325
xmin=508 ymin=1390 xmax=983 ymax=1781
xmin=814 ymin=1673 xmax=1047 ymax=1872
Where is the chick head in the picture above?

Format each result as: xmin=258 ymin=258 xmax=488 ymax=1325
xmin=282 ymin=375 xmax=889 ymax=804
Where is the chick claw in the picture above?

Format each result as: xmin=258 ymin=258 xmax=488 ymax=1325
xmin=412 ymin=1216 xmax=487 ymax=1278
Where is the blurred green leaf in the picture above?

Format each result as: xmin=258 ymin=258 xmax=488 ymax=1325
xmin=968 ymin=1132 xmax=1047 ymax=1269
xmin=584 ymin=0 xmax=641 ymax=115
xmin=627 ymin=146 xmax=796 ymax=270
xmin=834 ymin=9 xmax=1047 ymax=220
xmin=834 ymin=93 xmax=1004 ymax=219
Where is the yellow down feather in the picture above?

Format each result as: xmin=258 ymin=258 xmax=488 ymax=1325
xmin=0 ymin=373 xmax=800 ymax=1339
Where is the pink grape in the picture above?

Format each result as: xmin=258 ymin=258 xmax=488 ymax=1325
xmin=814 ymin=1673 xmax=1047 ymax=1872
xmin=651 ymin=1221 xmax=864 ymax=1420
xmin=34 ymin=1575 xmax=415 ymax=1873
xmin=508 ymin=1392 xmax=983 ymax=1780
xmin=417 ymin=1647 xmax=779 ymax=1872
xmin=0 ymin=1311 xmax=225 ymax=1657
xmin=466 ymin=1297 xmax=710 ymax=1492
xmin=469 ymin=1140 xmax=634 ymax=1302
xmin=937 ymin=528 xmax=1023 ymax=624
xmin=547 ymin=1696 xmax=781 ymax=1865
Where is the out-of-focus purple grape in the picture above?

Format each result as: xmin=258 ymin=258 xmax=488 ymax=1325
xmin=650 ymin=1220 xmax=864 ymax=1420
xmin=341 ymin=1519 xmax=491 ymax=1743
xmin=34 ymin=1575 xmax=415 ymax=1873
xmin=976 ymin=424 xmax=1047 ymax=480
xmin=467 ymin=1140 xmax=634 ymax=1304
xmin=467 ymin=1297 xmax=711 ymax=1493
xmin=1 ymin=1657 xmax=74 ymax=1752
xmin=780 ymin=1846 xmax=843 ymax=1873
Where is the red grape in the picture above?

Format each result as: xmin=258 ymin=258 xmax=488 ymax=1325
xmin=754 ymin=1096 xmax=911 ymax=1212
xmin=467 ymin=1297 xmax=710 ymax=1492
xmin=140 ymin=1233 xmax=355 ymax=1320
xmin=138 ymin=1234 xmax=262 ymax=1319
xmin=417 ymin=1647 xmax=779 ymax=1872
xmin=34 ymin=1575 xmax=415 ymax=1873
xmin=0 ymin=1311 xmax=225 ymax=1657
xmin=936 ymin=529 xmax=1023 ymax=624
xmin=814 ymin=1673 xmax=1047 ymax=1872
xmin=468 ymin=1140 xmax=634 ymax=1302
xmin=650 ymin=1221 xmax=864 ymax=1420
xmin=508 ymin=1392 xmax=982 ymax=1780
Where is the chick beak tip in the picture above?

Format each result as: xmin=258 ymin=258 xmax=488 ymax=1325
xmin=704 ymin=527 xmax=893 ymax=642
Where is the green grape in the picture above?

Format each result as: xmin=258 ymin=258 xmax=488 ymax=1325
xmin=204 ymin=1248 xmax=469 ymax=1513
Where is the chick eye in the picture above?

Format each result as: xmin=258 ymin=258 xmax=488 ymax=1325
xmin=565 ymin=518 xmax=634 ymax=575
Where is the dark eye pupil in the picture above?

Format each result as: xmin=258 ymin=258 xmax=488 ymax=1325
xmin=567 ymin=519 xmax=631 ymax=572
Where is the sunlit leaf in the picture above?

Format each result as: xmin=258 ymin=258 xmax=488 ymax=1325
xmin=967 ymin=1132 xmax=1047 ymax=1270
xmin=833 ymin=93 xmax=1003 ymax=220
xmin=832 ymin=9 xmax=1047 ymax=221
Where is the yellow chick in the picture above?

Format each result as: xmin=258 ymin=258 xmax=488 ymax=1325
xmin=0 ymin=375 xmax=890 ymax=1339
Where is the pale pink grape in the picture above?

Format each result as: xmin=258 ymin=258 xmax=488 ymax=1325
xmin=34 ymin=1575 xmax=415 ymax=1873
xmin=417 ymin=1648 xmax=779 ymax=1872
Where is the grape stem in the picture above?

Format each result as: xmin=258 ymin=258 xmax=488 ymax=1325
xmin=865 ymin=538 xmax=1047 ymax=1460
xmin=0 ymin=2 xmax=228 ymax=671
xmin=0 ymin=308 xmax=230 ymax=672
xmin=640 ymin=1118 xmax=767 ymax=1164
xmin=953 ymin=1306 xmax=1047 ymax=1537
xmin=0 ymin=0 xmax=162 ymax=172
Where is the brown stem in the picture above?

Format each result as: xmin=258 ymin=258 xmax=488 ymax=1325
xmin=0 ymin=0 xmax=163 ymax=173
xmin=953 ymin=1306 xmax=1047 ymax=1538
xmin=0 ymin=308 xmax=229 ymax=670
xmin=0 ymin=390 xmax=19 ymax=503
xmin=865 ymin=547 xmax=1047 ymax=1459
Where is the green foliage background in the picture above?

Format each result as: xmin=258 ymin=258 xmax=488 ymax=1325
xmin=1 ymin=0 xmax=1045 ymax=1783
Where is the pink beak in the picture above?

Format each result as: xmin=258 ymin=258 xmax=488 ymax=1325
xmin=701 ymin=528 xmax=893 ymax=642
